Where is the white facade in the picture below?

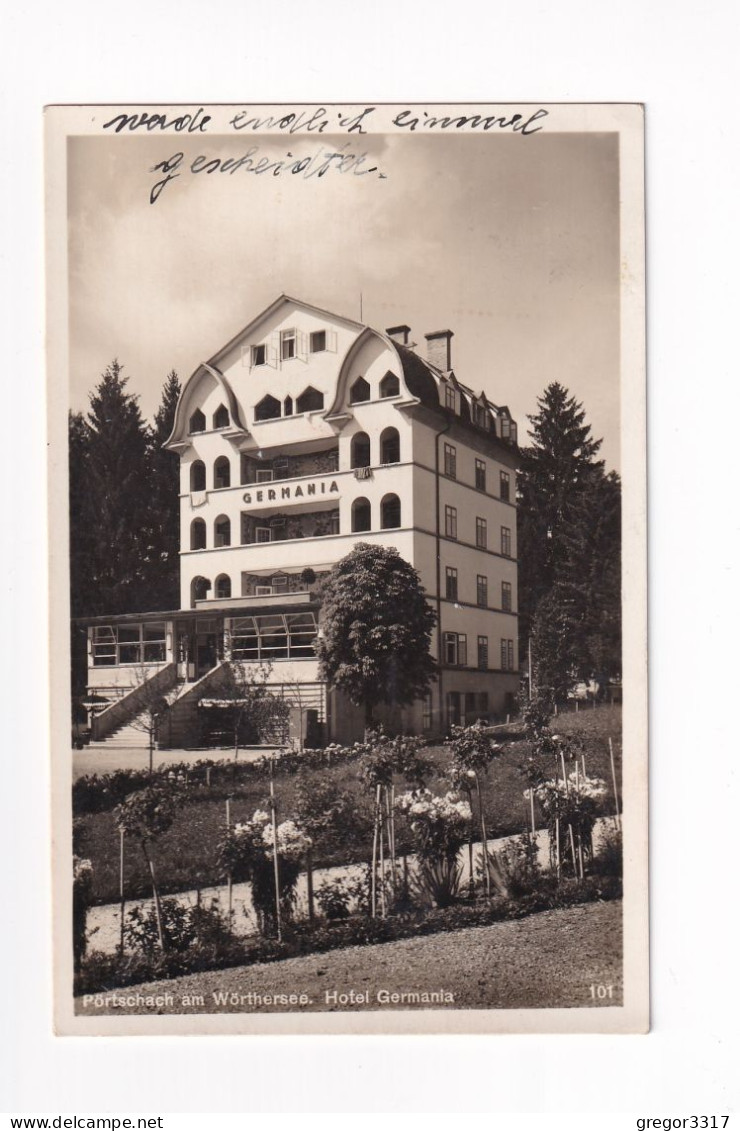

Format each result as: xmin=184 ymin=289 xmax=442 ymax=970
xmin=87 ymin=295 xmax=520 ymax=743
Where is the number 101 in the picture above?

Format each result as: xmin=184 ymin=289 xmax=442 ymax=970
xmin=589 ymin=984 xmax=614 ymax=1000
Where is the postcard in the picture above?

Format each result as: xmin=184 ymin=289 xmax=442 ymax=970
xmin=46 ymin=102 xmax=647 ymax=1034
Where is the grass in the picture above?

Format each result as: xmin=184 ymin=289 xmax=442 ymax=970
xmin=78 ymin=704 xmax=622 ymax=904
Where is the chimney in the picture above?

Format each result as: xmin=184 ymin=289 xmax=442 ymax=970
xmin=425 ymin=329 xmax=453 ymax=371
xmin=386 ymin=324 xmax=411 ymax=346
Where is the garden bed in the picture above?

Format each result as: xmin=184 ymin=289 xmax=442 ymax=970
xmin=76 ymin=706 xmax=622 ymax=905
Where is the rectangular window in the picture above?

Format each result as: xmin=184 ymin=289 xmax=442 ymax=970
xmin=255 ymin=527 xmax=272 ymax=543
xmin=445 ymin=566 xmax=458 ymax=601
xmin=444 ymin=631 xmax=467 ymax=666
xmin=475 ymin=458 xmax=486 ymax=491
xmin=310 ymin=330 xmax=326 ymax=353
xmin=477 ymin=574 xmax=488 ymax=607
xmin=501 ymin=580 xmax=512 ymax=612
xmin=92 ymin=623 xmax=166 ymax=667
xmin=476 ymin=517 xmax=487 ymax=549
xmin=251 ymin=344 xmax=266 ymax=366
xmin=500 ymin=416 xmax=511 ymax=440
xmin=444 ymin=505 xmax=457 ymax=540
xmin=500 ymin=470 xmax=511 ymax=501
xmin=500 ymin=639 xmax=515 ymax=671
xmin=280 ymin=328 xmax=296 ymax=360
xmin=422 ymin=690 xmax=433 ymax=731
xmin=443 ymin=442 xmax=457 ymax=479
xmin=477 ymin=636 xmax=489 ymax=670
xmin=445 ymin=385 xmax=456 ymax=412
xmin=256 ymin=468 xmax=274 ymax=483
xmin=501 ymin=526 xmax=512 ymax=557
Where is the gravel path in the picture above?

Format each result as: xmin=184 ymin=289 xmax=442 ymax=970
xmin=77 ymin=899 xmax=622 ymax=1015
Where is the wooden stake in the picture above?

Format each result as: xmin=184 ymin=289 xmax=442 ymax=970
xmin=529 ymin=789 xmax=536 ymax=836
xmin=560 ymin=751 xmax=568 ymax=791
xmin=555 ymin=817 xmax=561 ymax=879
xmin=609 ymin=738 xmax=621 ymax=830
xmin=226 ymin=798 xmax=233 ymax=914
xmin=306 ymin=846 xmax=315 ymax=924
xmin=379 ymin=790 xmax=386 ymax=918
xmin=568 ymin=823 xmax=578 ymax=878
xmin=269 ymin=756 xmax=282 ymax=941
xmin=371 ymin=785 xmax=380 ymax=918
xmin=582 ymin=754 xmax=586 ymax=777
xmin=119 ymin=828 xmax=125 ymax=955
xmin=476 ymin=775 xmax=491 ymax=898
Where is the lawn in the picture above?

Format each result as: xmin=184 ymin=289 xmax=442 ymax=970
xmin=78 ymin=704 xmax=622 ymax=904
xmin=75 ymin=898 xmax=623 ymax=1014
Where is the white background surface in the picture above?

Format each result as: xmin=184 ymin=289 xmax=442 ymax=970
xmin=2 ymin=0 xmax=739 ymax=1115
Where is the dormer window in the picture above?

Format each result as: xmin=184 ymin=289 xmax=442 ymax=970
xmin=444 ymin=385 xmax=456 ymax=413
xmin=280 ymin=328 xmax=296 ymax=361
xmin=350 ymin=376 xmax=371 ymax=404
xmin=213 ymin=404 xmax=229 ymax=429
xmin=189 ymin=408 xmax=206 ymax=433
xmin=296 ymin=386 xmax=324 ymax=413
xmin=380 ymin=372 xmax=400 ymax=398
xmin=310 ymin=330 xmax=326 ymax=353
xmin=254 ymin=394 xmax=281 ymax=422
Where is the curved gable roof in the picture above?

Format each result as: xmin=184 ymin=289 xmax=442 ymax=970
xmin=164 ymin=363 xmax=246 ymax=449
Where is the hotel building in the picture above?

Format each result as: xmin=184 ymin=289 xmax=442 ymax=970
xmin=83 ymin=295 xmax=519 ymax=746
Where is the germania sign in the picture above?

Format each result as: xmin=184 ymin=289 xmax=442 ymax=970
xmin=243 ymin=480 xmax=339 ymax=504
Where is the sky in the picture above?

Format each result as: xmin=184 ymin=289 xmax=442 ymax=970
xmin=68 ymin=126 xmax=620 ymax=469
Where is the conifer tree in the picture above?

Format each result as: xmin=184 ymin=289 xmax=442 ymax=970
xmin=83 ymin=360 xmax=153 ymax=614
xmin=517 ymin=383 xmax=620 ymax=698
xmin=146 ymin=369 xmax=182 ymax=609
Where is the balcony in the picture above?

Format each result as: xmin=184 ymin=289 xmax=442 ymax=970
xmin=195 ymin=590 xmax=314 ymax=612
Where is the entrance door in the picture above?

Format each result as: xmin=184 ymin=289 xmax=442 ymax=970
xmin=447 ymin=691 xmax=461 ymax=729
xmin=196 ymin=633 xmax=217 ymax=679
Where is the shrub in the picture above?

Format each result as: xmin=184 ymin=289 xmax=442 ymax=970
xmin=485 ymin=833 xmax=542 ymax=899
xmin=396 ymin=790 xmax=471 ymax=907
xmin=315 ymin=878 xmax=352 ymax=921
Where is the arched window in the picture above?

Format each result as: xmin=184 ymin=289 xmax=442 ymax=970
xmin=215 ymin=574 xmax=231 ymax=599
xmin=190 ymin=576 xmax=210 ymax=607
xmin=214 ymin=515 xmax=231 ymax=547
xmin=380 ymin=372 xmax=400 ymax=398
xmin=189 ymin=408 xmax=206 ymax=433
xmin=214 ymin=456 xmax=231 ymax=489
xmin=381 ymin=493 xmax=401 ymax=529
xmin=350 ymin=432 xmax=371 ymax=469
xmin=213 ymin=404 xmax=229 ymax=429
xmin=380 ymin=427 xmax=401 ymax=465
xmin=349 ymin=376 xmax=371 ymax=404
xmin=284 ymin=395 xmax=293 ymax=416
xmin=190 ymin=518 xmax=207 ymax=550
xmin=351 ymin=497 xmax=372 ymax=533
xmin=190 ymin=460 xmax=206 ymax=491
xmin=254 ymin=394 xmax=281 ymax=421
xmin=296 ymin=386 xmax=324 ymax=413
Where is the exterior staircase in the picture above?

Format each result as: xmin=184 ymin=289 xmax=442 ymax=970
xmin=88 ymin=681 xmax=184 ymax=749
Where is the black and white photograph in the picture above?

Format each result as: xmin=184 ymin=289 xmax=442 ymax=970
xmin=46 ymin=102 xmax=647 ymax=1035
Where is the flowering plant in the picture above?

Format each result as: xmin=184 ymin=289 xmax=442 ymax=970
xmin=395 ymin=789 xmax=471 ymax=908
xmin=216 ymin=808 xmax=311 ymax=936
xmin=524 ymin=773 xmax=607 ymax=873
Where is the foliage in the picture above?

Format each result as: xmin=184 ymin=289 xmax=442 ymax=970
xmin=146 ymin=369 xmax=182 ymax=609
xmin=124 ymin=898 xmax=198 ymax=957
xmin=216 ymin=809 xmax=311 ymax=937
xmin=75 ymin=874 xmax=624 ymax=995
xmin=315 ymin=878 xmax=353 ymax=921
xmin=525 ymin=772 xmax=607 ymax=873
xmin=484 ymin=834 xmax=541 ymax=899
xmin=448 ymin=721 xmax=503 ymax=782
xmin=293 ymin=773 xmax=371 ymax=856
xmin=73 ymin=855 xmax=94 ymax=970
xmin=396 ymin=790 xmax=471 ymax=907
xmin=358 ymin=729 xmax=429 ymax=791
xmin=592 ymin=825 xmax=623 ymax=878
xmin=522 ymin=691 xmax=554 ymax=739
xmin=206 ymin=661 xmax=291 ymax=756
xmin=114 ymin=783 xmax=184 ymax=843
xmin=315 ymin=543 xmax=437 ymax=724
xmin=517 ymin=382 xmax=621 ymax=698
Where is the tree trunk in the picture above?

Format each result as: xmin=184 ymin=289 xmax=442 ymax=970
xmin=476 ymin=776 xmax=491 ymax=898
xmin=306 ymin=846 xmax=315 ymax=924
xmin=141 ymin=841 xmax=165 ymax=951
